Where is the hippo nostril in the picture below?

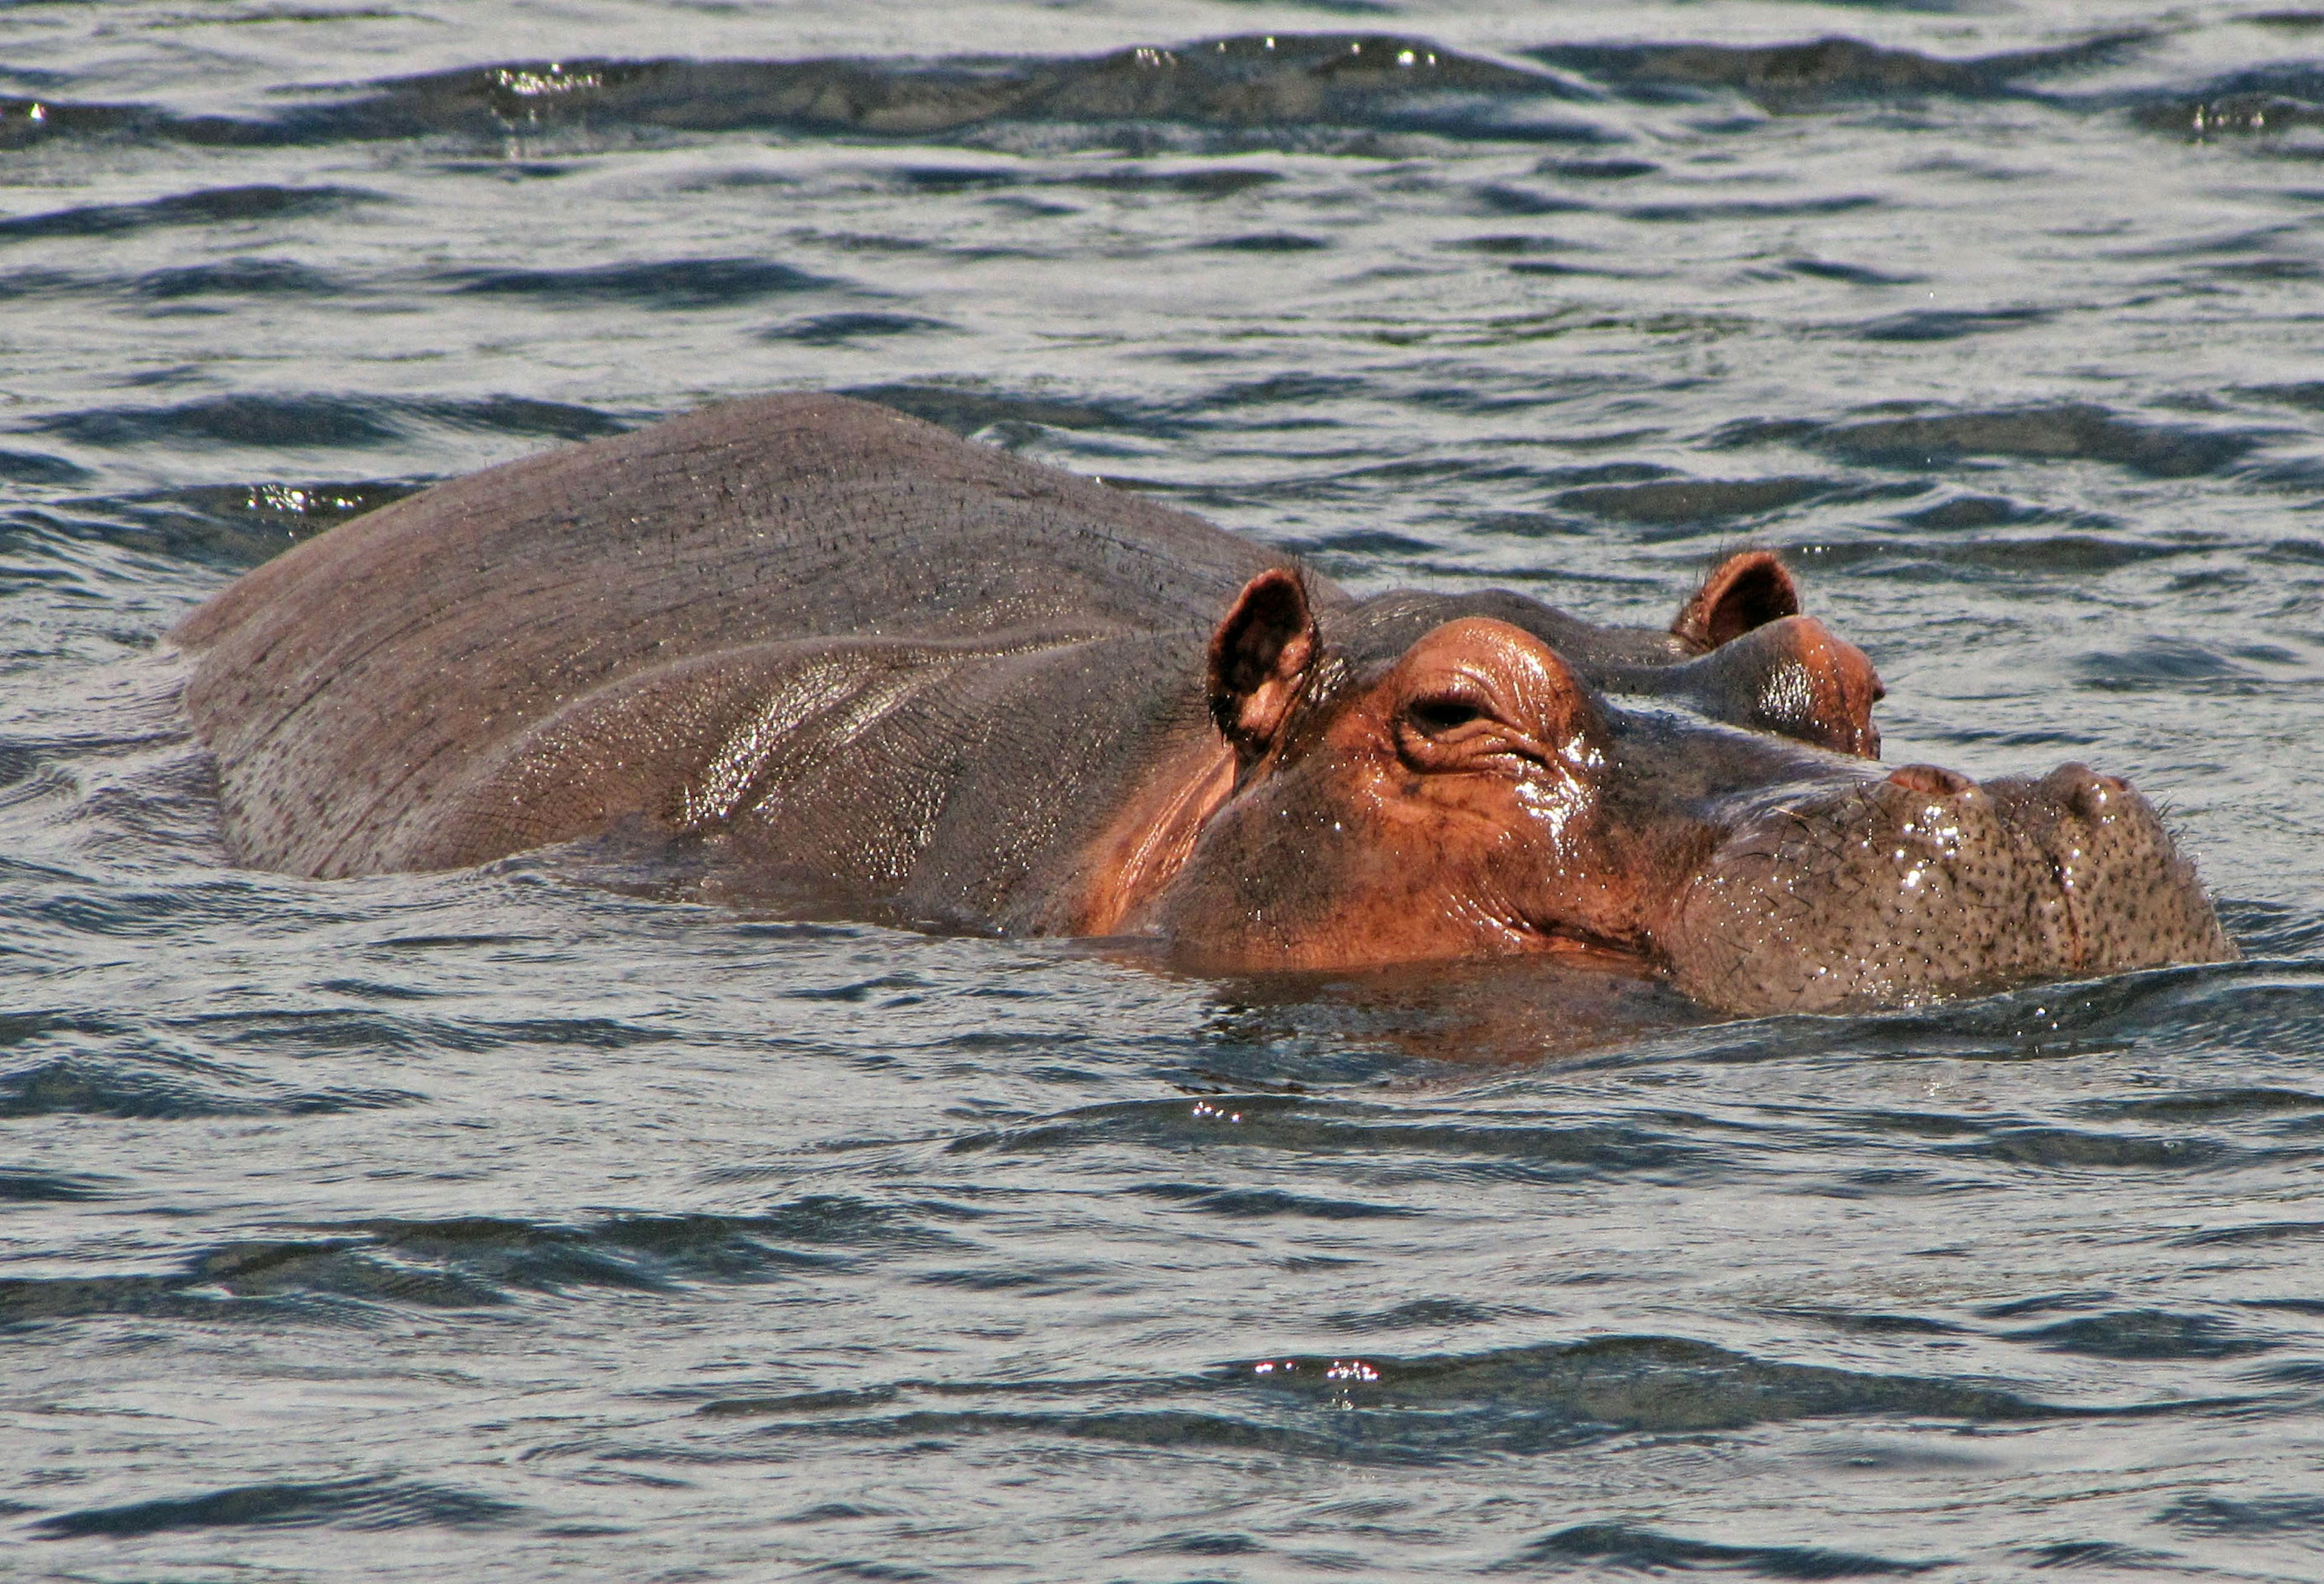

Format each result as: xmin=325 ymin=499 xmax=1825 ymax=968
xmin=2036 ymin=761 xmax=2120 ymax=820
xmin=1886 ymin=763 xmax=1973 ymax=797
xmin=2067 ymin=775 xmax=2122 ymax=820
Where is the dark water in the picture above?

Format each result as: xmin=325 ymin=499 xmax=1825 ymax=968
xmin=5 ymin=2 xmax=2324 ymax=1577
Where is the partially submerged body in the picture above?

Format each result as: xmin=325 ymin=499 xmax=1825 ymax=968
xmin=174 ymin=393 xmax=2234 ymax=1015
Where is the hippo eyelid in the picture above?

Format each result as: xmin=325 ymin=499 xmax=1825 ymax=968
xmin=1409 ymin=697 xmax=1489 ymax=733
xmin=1397 ymin=692 xmax=1555 ymax=775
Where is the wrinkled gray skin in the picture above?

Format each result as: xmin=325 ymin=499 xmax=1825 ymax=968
xmin=179 ymin=395 xmax=1289 ymax=916
xmin=175 ymin=393 xmax=2234 ymax=1014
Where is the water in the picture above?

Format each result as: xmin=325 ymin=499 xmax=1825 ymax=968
xmin=4 ymin=1 xmax=2323 ymax=1577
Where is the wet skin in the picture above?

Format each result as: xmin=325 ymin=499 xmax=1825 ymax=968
xmin=173 ymin=393 xmax=2234 ymax=1015
xmin=1146 ymin=573 xmax=2229 ymax=1010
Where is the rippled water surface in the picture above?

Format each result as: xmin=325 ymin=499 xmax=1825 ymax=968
xmin=5 ymin=1 xmax=2324 ymax=1578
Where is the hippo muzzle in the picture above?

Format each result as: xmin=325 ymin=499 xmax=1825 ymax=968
xmin=1667 ymin=760 xmax=2235 ymax=1014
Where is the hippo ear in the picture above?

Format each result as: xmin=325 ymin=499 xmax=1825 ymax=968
xmin=1673 ymin=550 xmax=1800 ymax=651
xmin=1207 ymin=568 xmax=1319 ymax=761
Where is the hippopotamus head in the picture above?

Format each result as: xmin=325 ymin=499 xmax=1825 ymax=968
xmin=1140 ymin=551 xmax=2234 ymax=1014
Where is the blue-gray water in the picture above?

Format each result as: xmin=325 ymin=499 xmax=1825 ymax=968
xmin=5 ymin=2 xmax=2324 ymax=1579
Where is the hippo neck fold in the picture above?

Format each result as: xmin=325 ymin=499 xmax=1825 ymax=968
xmin=1068 ymin=731 xmax=1238 ymax=938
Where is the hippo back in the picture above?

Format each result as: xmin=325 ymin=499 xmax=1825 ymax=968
xmin=175 ymin=393 xmax=1304 ymax=877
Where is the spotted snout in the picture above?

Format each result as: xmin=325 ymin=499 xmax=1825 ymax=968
xmin=1666 ymin=761 xmax=2235 ymax=1014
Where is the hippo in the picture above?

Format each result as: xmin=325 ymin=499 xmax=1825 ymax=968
xmin=172 ymin=393 xmax=2234 ymax=1015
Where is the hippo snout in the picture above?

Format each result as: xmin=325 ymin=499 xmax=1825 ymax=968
xmin=1666 ymin=759 xmax=2236 ymax=1015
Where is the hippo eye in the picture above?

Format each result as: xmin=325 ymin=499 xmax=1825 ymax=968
xmin=1410 ymin=697 xmax=1488 ymax=734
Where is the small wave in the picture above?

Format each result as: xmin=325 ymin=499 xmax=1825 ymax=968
xmin=2004 ymin=1308 xmax=2282 ymax=1359
xmin=332 ymin=1197 xmax=967 ymax=1284
xmin=945 ymin=1095 xmax=1708 ymax=1180
xmin=706 ymin=1326 xmax=2236 ymax=1470
xmin=2170 ymin=1218 xmax=2324 ymax=1247
xmin=0 ymin=748 xmax=47 ymax=793
xmin=1938 ymin=1125 xmax=2248 ymax=1172
xmin=1200 ymin=230 xmax=1332 ymax=252
xmin=416 ymin=395 xmax=634 ymax=441
xmin=0 ymin=267 xmax=82 ymax=301
xmin=1891 ymin=494 xmax=2049 ymax=531
xmin=0 ymin=449 xmax=90 ymax=486
xmin=1715 ymin=403 xmax=2262 ymax=479
xmin=0 ymin=1239 xmax=501 ymax=1327
xmin=1325 ymin=1296 xmax=1503 ymax=1329
xmin=2237 ymin=453 xmax=2324 ymax=495
xmin=732 ymin=1402 xmax=1420 ymax=1463
xmin=46 ymin=481 xmax=419 ymax=568
xmin=5 ymin=1200 xmax=964 ymax=1330
xmin=2073 ymin=636 xmax=2268 ymax=691
xmin=1529 ymin=33 xmax=2148 ymax=109
xmin=317 ymin=1216 xmax=770 ymax=1292
xmin=2240 ymin=380 xmax=2324 ymax=413
xmin=1553 ymin=475 xmax=1842 ymax=526
xmin=1626 ymin=194 xmax=1880 ymax=223
xmin=761 ymin=312 xmax=953 ymax=345
xmin=910 ymin=1261 xmax=1107 ymax=1294
xmin=31 ymin=1475 xmax=523 ymax=1538
xmin=2158 ymin=1493 xmax=2324 ymax=1537
xmin=0 ymin=1166 xmax=116 ymax=1201
xmin=134 ymin=258 xmax=346 ymax=300
xmin=0 ymin=94 xmax=159 ymax=151
xmin=1938 ymin=534 xmax=2184 ymax=574
xmin=1509 ymin=1521 xmax=1940 ymax=1578
xmin=118 ymin=483 xmax=415 ymax=530
xmin=2122 ymin=65 xmax=2324 ymax=139
xmin=1787 ymin=257 xmax=1921 ymax=285
xmin=0 ymin=185 xmax=384 ymax=245
xmin=0 ymin=94 xmax=259 ymax=153
xmin=1069 ymin=165 xmax=1282 ymax=197
xmin=1201 ymin=371 xmax=1368 ymax=411
xmin=889 ymin=164 xmax=1019 ymax=192
xmin=1229 ymin=1334 xmax=2107 ymax=1428
xmin=1854 ymin=306 xmax=2053 ymax=342
xmin=1586 ymin=962 xmax=2303 ymax=1073
xmin=2084 ymin=1087 xmax=2324 ymax=1125
xmin=1544 ymin=156 xmax=1658 ymax=180
xmin=697 ymin=1385 xmax=902 ymax=1419
xmin=1440 ymin=234 xmax=1589 ymax=258
xmin=1129 ymin=1530 xmax=1268 ymax=1559
xmin=447 ymin=257 xmax=838 ymax=308
xmin=1131 ymin=1181 xmax=1420 ymax=1219
xmin=784 ymin=973 xmax=927 ymax=1004
xmin=1474 ymin=182 xmax=1592 ymax=217
xmin=1299 ymin=527 xmax=1435 ymax=557
xmin=36 ymin=394 xmax=407 ymax=451
xmin=4 ymin=38 xmax=1605 ymax=156
xmin=838 ymin=381 xmax=1180 ymax=440
xmin=2012 ymin=1540 xmax=2175 ymax=1571
xmin=2204 ymin=255 xmax=2319 ymax=281
xmin=0 ymin=1055 xmax=419 ymax=1120
xmin=28 ymin=393 xmax=632 ymax=462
